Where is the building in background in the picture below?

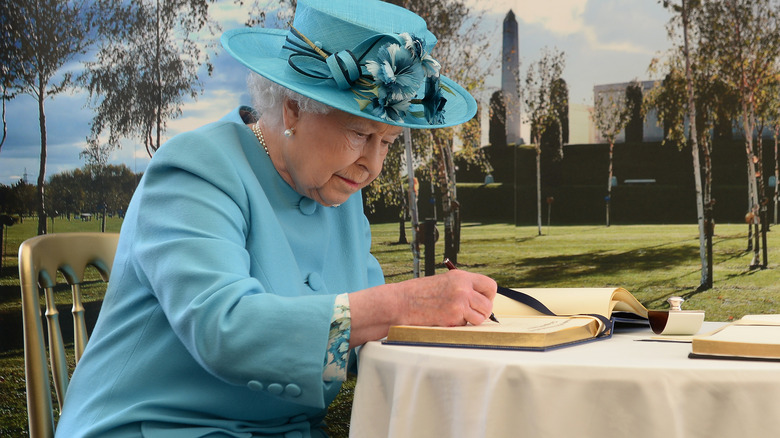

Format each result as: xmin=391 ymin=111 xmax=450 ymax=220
xmin=592 ymin=81 xmax=663 ymax=143
xmin=568 ymin=103 xmax=597 ymax=144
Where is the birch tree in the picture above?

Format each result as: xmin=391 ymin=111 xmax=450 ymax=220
xmin=645 ymin=0 xmax=713 ymax=290
xmin=389 ymin=0 xmax=491 ymax=264
xmin=591 ymin=91 xmax=631 ymax=227
xmin=657 ymin=0 xmax=712 ymax=288
xmin=82 ymin=0 xmax=219 ymax=157
xmin=2 ymin=0 xmax=95 ymax=235
xmin=0 ymin=1 xmax=22 ymax=153
xmin=698 ymin=0 xmax=780 ymax=269
xmin=523 ymin=48 xmax=566 ymax=236
xmin=765 ymin=77 xmax=780 ymax=224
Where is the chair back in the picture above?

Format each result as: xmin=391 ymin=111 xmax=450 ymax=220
xmin=19 ymin=232 xmax=120 ymax=438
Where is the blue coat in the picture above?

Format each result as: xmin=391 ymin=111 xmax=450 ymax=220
xmin=55 ymin=107 xmax=385 ymax=438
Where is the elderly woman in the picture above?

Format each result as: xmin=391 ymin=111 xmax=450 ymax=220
xmin=55 ymin=0 xmax=496 ymax=437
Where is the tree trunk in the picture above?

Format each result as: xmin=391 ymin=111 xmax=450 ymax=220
xmin=36 ymin=77 xmax=48 ymax=236
xmin=751 ymin=222 xmax=760 ymax=268
xmin=702 ymin=135 xmax=714 ymax=289
xmin=535 ymin=140 xmax=542 ymax=236
xmin=403 ymin=128 xmax=420 ymax=278
xmin=742 ymin=101 xmax=760 ymax=267
xmin=155 ymin=0 xmax=163 ymax=154
xmin=1 ymin=87 xmax=7 ymax=152
xmin=606 ymin=141 xmax=614 ymax=227
xmin=440 ymin=138 xmax=459 ymax=264
xmin=774 ymin=128 xmax=779 ymax=225
xmin=397 ymin=182 xmax=409 ymax=244
xmin=397 ymin=215 xmax=408 ymax=245
xmin=682 ymin=0 xmax=709 ymax=289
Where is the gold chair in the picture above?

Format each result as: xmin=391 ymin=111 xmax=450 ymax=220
xmin=19 ymin=232 xmax=120 ymax=438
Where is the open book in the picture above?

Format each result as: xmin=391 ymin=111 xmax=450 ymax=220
xmin=690 ymin=314 xmax=780 ymax=360
xmin=385 ymin=287 xmax=649 ymax=351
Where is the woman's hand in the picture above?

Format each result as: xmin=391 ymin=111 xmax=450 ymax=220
xmin=348 ymin=270 xmax=497 ymax=348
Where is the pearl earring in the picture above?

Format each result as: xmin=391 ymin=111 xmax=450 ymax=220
xmin=284 ymin=128 xmax=295 ymax=137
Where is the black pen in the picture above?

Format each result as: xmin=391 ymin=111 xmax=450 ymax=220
xmin=443 ymin=258 xmax=500 ymax=323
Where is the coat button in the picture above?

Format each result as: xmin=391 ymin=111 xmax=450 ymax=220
xmin=299 ymin=198 xmax=317 ymax=215
xmin=247 ymin=380 xmax=264 ymax=392
xmin=306 ymin=272 xmax=323 ymax=291
xmin=267 ymin=383 xmax=284 ymax=395
xmin=285 ymin=383 xmax=302 ymax=397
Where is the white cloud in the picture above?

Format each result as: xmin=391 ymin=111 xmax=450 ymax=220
xmin=470 ymin=0 xmax=657 ymax=55
xmin=168 ymin=87 xmax=241 ymax=135
xmin=468 ymin=0 xmax=588 ymax=35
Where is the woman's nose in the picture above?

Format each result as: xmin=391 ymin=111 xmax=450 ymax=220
xmin=359 ymin=139 xmax=386 ymax=173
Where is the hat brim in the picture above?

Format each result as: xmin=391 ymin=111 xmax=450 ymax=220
xmin=222 ymin=28 xmax=478 ymax=129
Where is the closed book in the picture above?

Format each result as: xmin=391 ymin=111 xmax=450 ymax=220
xmin=691 ymin=314 xmax=780 ymax=360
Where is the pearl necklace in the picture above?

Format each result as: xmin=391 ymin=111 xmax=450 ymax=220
xmin=251 ymin=120 xmax=270 ymax=156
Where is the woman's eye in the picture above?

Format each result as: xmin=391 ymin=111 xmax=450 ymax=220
xmin=383 ymin=137 xmax=399 ymax=147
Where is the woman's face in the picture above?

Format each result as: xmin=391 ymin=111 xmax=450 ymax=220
xmin=277 ymin=104 xmax=403 ymax=207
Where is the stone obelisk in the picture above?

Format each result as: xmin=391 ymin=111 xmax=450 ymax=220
xmin=502 ymin=10 xmax=521 ymax=145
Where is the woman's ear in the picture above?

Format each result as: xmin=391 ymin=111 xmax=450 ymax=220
xmin=282 ymin=98 xmax=301 ymax=130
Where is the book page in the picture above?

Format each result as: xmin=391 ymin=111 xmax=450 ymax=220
xmin=737 ymin=314 xmax=780 ymax=326
xmin=433 ymin=316 xmax=603 ymax=334
xmin=704 ymin=325 xmax=780 ymax=345
xmin=494 ymin=288 xmax=647 ymax=318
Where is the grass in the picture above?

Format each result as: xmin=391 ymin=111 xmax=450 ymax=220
xmin=2 ymin=218 xmax=780 ymax=436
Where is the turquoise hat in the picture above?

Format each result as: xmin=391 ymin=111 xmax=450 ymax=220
xmin=221 ymin=0 xmax=477 ymax=129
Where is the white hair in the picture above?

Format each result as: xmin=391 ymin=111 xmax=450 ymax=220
xmin=247 ymin=72 xmax=332 ymax=125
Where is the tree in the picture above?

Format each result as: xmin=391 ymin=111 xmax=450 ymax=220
xmin=488 ymin=91 xmax=507 ymax=148
xmin=698 ymin=0 xmax=780 ymax=269
xmin=6 ymin=179 xmax=37 ymax=218
xmin=81 ymin=0 xmax=219 ymax=157
xmin=657 ymin=0 xmax=711 ymax=288
xmin=362 ymin=137 xmax=410 ymax=243
xmin=591 ymin=90 xmax=631 ymax=227
xmin=763 ymin=77 xmax=780 ymax=224
xmin=47 ymin=164 xmax=139 ymax=220
xmin=387 ymin=0 xmax=491 ymax=265
xmin=652 ymin=0 xmax=753 ymax=288
xmin=624 ymin=82 xmax=644 ymax=143
xmin=0 ymin=1 xmax=24 ymax=153
xmin=523 ymin=47 xmax=566 ymax=236
xmin=3 ymin=0 xmax=95 ymax=235
xmin=539 ymin=78 xmax=569 ymax=195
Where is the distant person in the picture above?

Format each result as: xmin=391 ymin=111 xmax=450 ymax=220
xmin=55 ymin=0 xmax=494 ymax=436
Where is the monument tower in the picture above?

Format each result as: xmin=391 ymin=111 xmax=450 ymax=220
xmin=502 ymin=10 xmax=521 ymax=145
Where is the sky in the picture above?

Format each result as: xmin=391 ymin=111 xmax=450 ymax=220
xmin=0 ymin=0 xmax=674 ymax=185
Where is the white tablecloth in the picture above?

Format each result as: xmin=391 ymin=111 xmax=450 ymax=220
xmin=349 ymin=323 xmax=780 ymax=438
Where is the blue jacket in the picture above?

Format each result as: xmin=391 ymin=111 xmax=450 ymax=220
xmin=55 ymin=107 xmax=385 ymax=438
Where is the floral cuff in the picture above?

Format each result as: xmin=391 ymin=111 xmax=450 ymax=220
xmin=323 ymin=293 xmax=351 ymax=382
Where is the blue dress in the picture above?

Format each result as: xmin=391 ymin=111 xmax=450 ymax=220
xmin=55 ymin=107 xmax=385 ymax=438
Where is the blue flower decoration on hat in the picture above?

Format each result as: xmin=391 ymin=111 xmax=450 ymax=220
xmin=286 ymin=27 xmax=450 ymax=125
xmin=357 ymin=33 xmax=447 ymax=124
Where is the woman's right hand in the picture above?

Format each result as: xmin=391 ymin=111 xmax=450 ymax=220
xmin=348 ymin=269 xmax=497 ymax=348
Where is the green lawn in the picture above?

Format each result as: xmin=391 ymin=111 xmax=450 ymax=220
xmin=2 ymin=218 xmax=779 ymax=436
